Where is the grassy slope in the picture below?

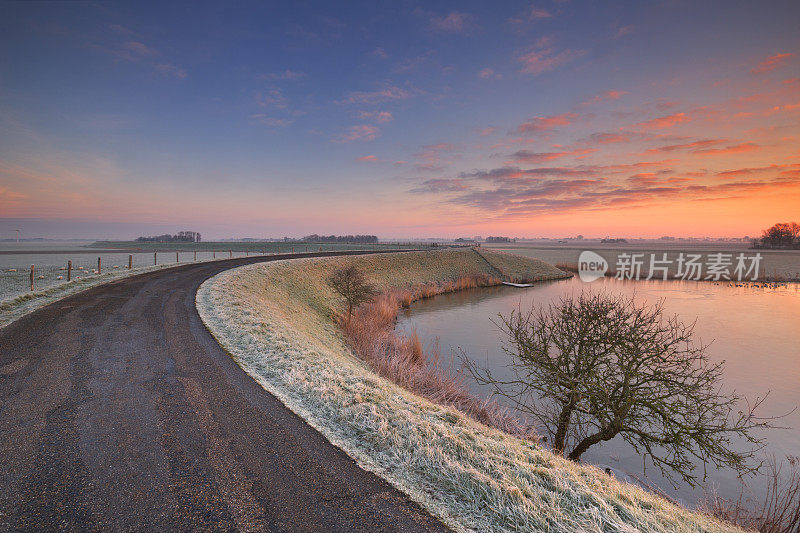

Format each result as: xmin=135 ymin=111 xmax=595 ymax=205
xmin=196 ymin=249 xmax=737 ymax=533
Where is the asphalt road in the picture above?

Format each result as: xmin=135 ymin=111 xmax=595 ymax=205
xmin=0 ymin=252 xmax=449 ymax=532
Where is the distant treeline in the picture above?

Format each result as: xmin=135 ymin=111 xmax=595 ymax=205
xmin=301 ymin=234 xmax=378 ymax=243
xmin=753 ymin=222 xmax=800 ymax=249
xmin=136 ymin=231 xmax=201 ymax=243
xmin=486 ymin=236 xmax=512 ymax=243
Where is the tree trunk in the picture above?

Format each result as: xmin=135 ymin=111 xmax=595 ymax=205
xmin=553 ymin=396 xmax=577 ymax=454
xmin=568 ymin=425 xmax=619 ymax=461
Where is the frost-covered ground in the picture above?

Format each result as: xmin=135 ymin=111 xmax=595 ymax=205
xmin=197 ymin=249 xmax=737 ymax=533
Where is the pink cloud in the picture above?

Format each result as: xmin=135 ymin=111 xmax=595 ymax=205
xmin=358 ymin=110 xmax=393 ymax=123
xmin=614 ymin=25 xmax=635 ymax=38
xmin=634 ymin=112 xmax=691 ymax=130
xmin=249 ymin=114 xmax=294 ymax=127
xmin=431 ymin=12 xmax=474 ymax=32
xmin=120 ymin=41 xmax=158 ymax=59
xmin=335 ymin=125 xmax=379 ymax=143
xmin=526 ymin=6 xmax=552 ymax=19
xmin=518 ymin=48 xmax=585 ymax=75
xmin=516 ymin=112 xmax=578 ymax=134
xmin=478 ymin=68 xmax=501 ymax=79
xmin=581 ymin=90 xmax=628 ymax=106
xmin=154 ymin=63 xmax=187 ymax=79
xmin=509 ymin=6 xmax=553 ymax=23
xmin=257 ymin=89 xmax=288 ymax=109
xmin=416 ymin=142 xmax=455 ymax=162
xmin=752 ymin=53 xmax=794 ymax=74
xmin=340 ymin=86 xmax=410 ymax=105
xmin=356 ymin=155 xmax=381 ymax=163
xmin=264 ymin=70 xmax=306 ymax=80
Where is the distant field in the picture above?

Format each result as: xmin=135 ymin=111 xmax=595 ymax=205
xmin=0 ymin=241 xmax=428 ymax=305
xmin=89 ymin=240 xmax=425 ymax=252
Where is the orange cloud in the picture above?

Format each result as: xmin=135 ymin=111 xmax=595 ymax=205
xmin=646 ymin=139 xmax=727 ymax=153
xmin=579 ymin=132 xmax=632 ymax=145
xmin=516 ymin=112 xmax=578 ymax=134
xmin=634 ymin=112 xmax=691 ymax=130
xmin=508 ymin=148 xmax=596 ymax=164
xmin=355 ymin=155 xmax=381 ymax=162
xmin=694 ymin=142 xmax=760 ymax=156
xmin=752 ymin=53 xmax=794 ymax=74
xmin=581 ymin=90 xmax=628 ymax=106
xmin=518 ymin=48 xmax=585 ymax=75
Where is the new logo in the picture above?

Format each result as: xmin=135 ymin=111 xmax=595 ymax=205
xmin=578 ymin=251 xmax=608 ymax=282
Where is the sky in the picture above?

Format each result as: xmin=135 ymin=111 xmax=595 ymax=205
xmin=1 ymin=1 xmax=798 ymax=240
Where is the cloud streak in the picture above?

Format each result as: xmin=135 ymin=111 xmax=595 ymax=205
xmin=334 ymin=125 xmax=379 ymax=142
xmin=518 ymin=48 xmax=585 ymax=75
xmin=752 ymin=53 xmax=794 ymax=74
xmin=515 ymin=112 xmax=578 ymax=134
xmin=339 ymin=86 xmax=410 ymax=105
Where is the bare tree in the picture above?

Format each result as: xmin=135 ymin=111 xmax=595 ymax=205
xmin=328 ymin=265 xmax=377 ymax=319
xmin=465 ymin=292 xmax=777 ymax=486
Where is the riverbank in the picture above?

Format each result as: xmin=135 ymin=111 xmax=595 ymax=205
xmin=197 ymin=248 xmax=737 ymax=532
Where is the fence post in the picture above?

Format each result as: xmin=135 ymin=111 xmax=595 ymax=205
xmin=194 ymin=251 xmax=197 ymax=261
xmin=68 ymin=260 xmax=72 ymax=281
xmin=229 ymin=250 xmax=232 ymax=258
xmin=154 ymin=252 xmax=157 ymax=265
xmin=176 ymin=251 xmax=179 ymax=263
xmin=213 ymin=250 xmax=216 ymax=259
xmin=30 ymin=265 xmax=34 ymax=291
xmin=97 ymin=257 xmax=101 ymax=275
xmin=129 ymin=255 xmax=133 ymax=269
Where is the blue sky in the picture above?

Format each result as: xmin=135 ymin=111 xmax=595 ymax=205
xmin=1 ymin=1 xmax=799 ymax=239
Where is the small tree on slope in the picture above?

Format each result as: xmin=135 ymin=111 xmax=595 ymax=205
xmin=328 ymin=265 xmax=377 ymax=320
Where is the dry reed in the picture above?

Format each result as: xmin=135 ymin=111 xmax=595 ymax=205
xmin=339 ymin=273 xmax=534 ymax=437
xmin=700 ymin=455 xmax=800 ymax=533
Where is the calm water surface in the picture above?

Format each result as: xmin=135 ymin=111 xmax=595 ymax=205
xmin=397 ymin=276 xmax=800 ymax=506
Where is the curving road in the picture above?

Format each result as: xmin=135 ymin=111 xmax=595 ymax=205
xmin=0 ymin=252 xmax=449 ymax=532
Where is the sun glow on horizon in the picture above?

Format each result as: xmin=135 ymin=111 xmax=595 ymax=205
xmin=1 ymin=2 xmax=798 ymax=239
